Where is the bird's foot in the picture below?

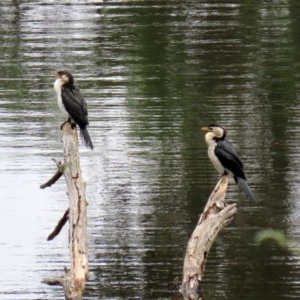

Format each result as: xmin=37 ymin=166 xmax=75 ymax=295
xmin=60 ymin=121 xmax=76 ymax=130
xmin=60 ymin=121 xmax=66 ymax=130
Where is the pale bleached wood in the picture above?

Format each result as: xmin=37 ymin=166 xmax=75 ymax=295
xmin=43 ymin=122 xmax=88 ymax=300
xmin=181 ymin=176 xmax=237 ymax=299
xmin=61 ymin=122 xmax=88 ymax=300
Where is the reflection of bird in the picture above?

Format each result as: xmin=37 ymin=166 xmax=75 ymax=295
xmin=201 ymin=125 xmax=255 ymax=201
xmin=53 ymin=71 xmax=93 ymax=150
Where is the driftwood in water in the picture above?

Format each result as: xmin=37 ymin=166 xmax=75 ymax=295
xmin=41 ymin=123 xmax=88 ymax=300
xmin=181 ymin=176 xmax=237 ymax=299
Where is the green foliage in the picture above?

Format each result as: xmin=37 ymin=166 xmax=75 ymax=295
xmin=255 ymin=229 xmax=299 ymax=255
xmin=255 ymin=229 xmax=288 ymax=246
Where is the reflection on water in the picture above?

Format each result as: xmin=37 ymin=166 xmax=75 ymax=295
xmin=1 ymin=1 xmax=300 ymax=299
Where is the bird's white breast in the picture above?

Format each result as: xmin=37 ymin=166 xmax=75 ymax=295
xmin=205 ymin=132 xmax=225 ymax=175
xmin=54 ymin=78 xmax=69 ymax=118
xmin=207 ymin=143 xmax=225 ymax=175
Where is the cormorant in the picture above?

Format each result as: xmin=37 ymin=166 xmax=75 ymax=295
xmin=201 ymin=125 xmax=255 ymax=201
xmin=53 ymin=70 xmax=94 ymax=150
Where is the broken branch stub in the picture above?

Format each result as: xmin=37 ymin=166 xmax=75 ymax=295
xmin=40 ymin=160 xmax=65 ymax=189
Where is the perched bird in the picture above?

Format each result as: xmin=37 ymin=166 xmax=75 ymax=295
xmin=201 ymin=125 xmax=255 ymax=201
xmin=53 ymin=70 xmax=94 ymax=150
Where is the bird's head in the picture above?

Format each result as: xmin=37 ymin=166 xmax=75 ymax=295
xmin=201 ymin=124 xmax=226 ymax=140
xmin=52 ymin=70 xmax=74 ymax=86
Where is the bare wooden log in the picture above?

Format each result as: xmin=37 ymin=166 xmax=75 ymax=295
xmin=181 ymin=176 xmax=237 ymax=299
xmin=60 ymin=122 xmax=88 ymax=299
xmin=43 ymin=122 xmax=88 ymax=300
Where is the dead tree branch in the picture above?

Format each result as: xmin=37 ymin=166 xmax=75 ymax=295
xmin=40 ymin=159 xmax=65 ymax=189
xmin=181 ymin=176 xmax=237 ymax=299
xmin=42 ymin=122 xmax=89 ymax=300
xmin=47 ymin=208 xmax=70 ymax=241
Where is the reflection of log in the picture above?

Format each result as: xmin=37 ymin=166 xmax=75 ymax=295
xmin=181 ymin=176 xmax=237 ymax=300
xmin=42 ymin=123 xmax=88 ymax=300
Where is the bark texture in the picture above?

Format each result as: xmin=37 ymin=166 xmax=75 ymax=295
xmin=42 ymin=123 xmax=88 ymax=300
xmin=61 ymin=123 xmax=88 ymax=299
xmin=181 ymin=176 xmax=237 ymax=299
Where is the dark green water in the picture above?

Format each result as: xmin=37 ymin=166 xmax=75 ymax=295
xmin=1 ymin=1 xmax=300 ymax=299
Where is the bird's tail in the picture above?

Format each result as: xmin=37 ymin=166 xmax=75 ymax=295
xmin=237 ymin=177 xmax=255 ymax=201
xmin=80 ymin=127 xmax=94 ymax=150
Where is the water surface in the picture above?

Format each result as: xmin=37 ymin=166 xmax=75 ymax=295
xmin=1 ymin=1 xmax=300 ymax=299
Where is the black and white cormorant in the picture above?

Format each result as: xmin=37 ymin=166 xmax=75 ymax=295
xmin=53 ymin=70 xmax=94 ymax=150
xmin=201 ymin=125 xmax=255 ymax=201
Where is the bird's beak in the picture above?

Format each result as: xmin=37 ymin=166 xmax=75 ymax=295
xmin=201 ymin=127 xmax=210 ymax=132
xmin=52 ymin=71 xmax=59 ymax=77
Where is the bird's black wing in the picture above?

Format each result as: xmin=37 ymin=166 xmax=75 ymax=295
xmin=61 ymin=86 xmax=89 ymax=128
xmin=214 ymin=140 xmax=246 ymax=180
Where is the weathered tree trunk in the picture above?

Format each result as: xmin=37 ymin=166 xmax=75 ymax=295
xmin=181 ymin=176 xmax=237 ymax=299
xmin=42 ymin=123 xmax=88 ymax=300
xmin=61 ymin=122 xmax=88 ymax=299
